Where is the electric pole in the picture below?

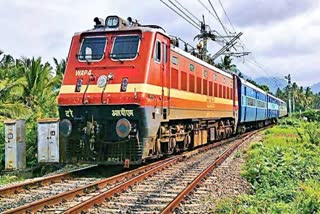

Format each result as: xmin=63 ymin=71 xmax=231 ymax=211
xmin=285 ymin=74 xmax=292 ymax=116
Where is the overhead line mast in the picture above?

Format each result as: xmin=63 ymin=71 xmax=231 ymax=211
xmin=160 ymin=0 xmax=249 ymax=64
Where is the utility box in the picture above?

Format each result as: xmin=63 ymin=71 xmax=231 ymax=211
xmin=4 ymin=119 xmax=26 ymax=170
xmin=37 ymin=118 xmax=59 ymax=163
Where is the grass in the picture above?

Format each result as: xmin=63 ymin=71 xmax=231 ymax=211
xmin=214 ymin=120 xmax=320 ymax=213
xmin=0 ymin=175 xmax=23 ymax=186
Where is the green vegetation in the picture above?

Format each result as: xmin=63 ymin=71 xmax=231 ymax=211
xmin=0 ymin=175 xmax=23 ymax=185
xmin=215 ymin=118 xmax=320 ymax=213
xmin=276 ymin=83 xmax=320 ymax=111
xmin=0 ymin=54 xmax=65 ymax=171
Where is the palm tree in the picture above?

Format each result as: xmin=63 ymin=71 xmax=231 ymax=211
xmin=304 ymin=87 xmax=313 ymax=109
xmin=0 ymin=56 xmax=63 ymax=119
xmin=216 ymin=56 xmax=237 ymax=73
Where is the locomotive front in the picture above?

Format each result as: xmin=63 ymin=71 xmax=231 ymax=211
xmin=58 ymin=16 xmax=156 ymax=165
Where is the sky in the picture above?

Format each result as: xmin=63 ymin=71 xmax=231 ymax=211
xmin=0 ymin=0 xmax=319 ymax=86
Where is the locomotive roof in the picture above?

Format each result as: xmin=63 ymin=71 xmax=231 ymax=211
xmin=75 ymin=25 xmax=233 ymax=78
xmin=74 ymin=25 xmax=166 ymax=36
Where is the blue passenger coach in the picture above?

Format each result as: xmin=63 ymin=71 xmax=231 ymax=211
xmin=237 ymin=77 xmax=268 ymax=124
xmin=267 ymin=94 xmax=280 ymax=120
xmin=236 ymin=76 xmax=287 ymax=133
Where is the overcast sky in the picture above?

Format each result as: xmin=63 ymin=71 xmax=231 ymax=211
xmin=0 ymin=0 xmax=319 ymax=86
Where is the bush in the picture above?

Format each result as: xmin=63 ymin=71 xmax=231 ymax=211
xmin=215 ymin=124 xmax=320 ymax=213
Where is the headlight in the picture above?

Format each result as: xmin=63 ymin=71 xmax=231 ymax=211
xmin=116 ymin=118 xmax=132 ymax=138
xmin=97 ymin=75 xmax=108 ymax=88
xmin=106 ymin=16 xmax=119 ymax=28
xmin=60 ymin=119 xmax=72 ymax=137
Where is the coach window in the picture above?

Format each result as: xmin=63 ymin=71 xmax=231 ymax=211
xmin=214 ymin=74 xmax=218 ymax=81
xmin=203 ymin=70 xmax=208 ymax=78
xmin=154 ymin=41 xmax=161 ymax=62
xmin=172 ymin=56 xmax=178 ymax=65
xmin=247 ymin=97 xmax=256 ymax=107
xmin=190 ymin=64 xmax=195 ymax=72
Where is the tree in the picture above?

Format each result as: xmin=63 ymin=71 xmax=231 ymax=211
xmin=216 ymin=56 xmax=237 ymax=73
xmin=0 ymin=55 xmax=64 ymax=169
xmin=260 ymin=85 xmax=270 ymax=93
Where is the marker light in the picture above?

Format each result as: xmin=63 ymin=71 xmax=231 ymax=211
xmin=75 ymin=78 xmax=83 ymax=92
xmin=97 ymin=75 xmax=108 ymax=88
xmin=121 ymin=77 xmax=128 ymax=92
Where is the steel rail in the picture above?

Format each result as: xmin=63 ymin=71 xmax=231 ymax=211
xmin=2 ymin=129 xmax=260 ymax=214
xmin=64 ymin=157 xmax=181 ymax=214
xmin=0 ymin=165 xmax=97 ymax=195
xmin=59 ymin=135 xmax=248 ymax=214
xmin=1 ymin=158 xmax=177 ymax=214
xmin=161 ymin=129 xmax=261 ymax=213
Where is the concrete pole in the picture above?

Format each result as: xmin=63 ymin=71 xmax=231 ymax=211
xmin=285 ymin=74 xmax=292 ymax=116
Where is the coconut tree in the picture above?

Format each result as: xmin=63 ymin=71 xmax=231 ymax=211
xmin=304 ymin=87 xmax=313 ymax=109
xmin=216 ymin=56 xmax=237 ymax=73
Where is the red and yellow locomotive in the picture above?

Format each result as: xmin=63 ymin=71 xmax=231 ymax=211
xmin=58 ymin=16 xmax=238 ymax=165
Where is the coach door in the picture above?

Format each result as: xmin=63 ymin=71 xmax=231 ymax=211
xmin=155 ymin=34 xmax=170 ymax=119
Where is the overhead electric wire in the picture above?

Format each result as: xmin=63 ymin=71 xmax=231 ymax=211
xmin=197 ymin=0 xmax=219 ymax=22
xmin=167 ymin=0 xmax=201 ymax=27
xmin=217 ymin=0 xmax=236 ymax=34
xmin=173 ymin=0 xmax=202 ymax=23
xmin=208 ymin=0 xmax=230 ymax=37
xmin=245 ymin=58 xmax=283 ymax=89
xmin=160 ymin=0 xmax=201 ymax=30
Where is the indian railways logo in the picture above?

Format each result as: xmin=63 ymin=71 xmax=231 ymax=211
xmin=112 ymin=108 xmax=134 ymax=117
xmin=75 ymin=69 xmax=92 ymax=76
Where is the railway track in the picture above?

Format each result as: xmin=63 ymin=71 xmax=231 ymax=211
xmin=0 ymin=165 xmax=98 ymax=213
xmin=85 ymin=132 xmax=257 ymax=214
xmin=0 ymin=128 xmax=264 ymax=214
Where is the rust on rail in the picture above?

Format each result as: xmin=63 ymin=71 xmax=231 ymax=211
xmin=2 ymin=158 xmax=175 ymax=214
xmin=161 ymin=129 xmax=260 ymax=214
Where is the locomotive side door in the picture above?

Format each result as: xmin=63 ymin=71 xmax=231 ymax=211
xmin=155 ymin=34 xmax=171 ymax=119
xmin=162 ymin=38 xmax=170 ymax=119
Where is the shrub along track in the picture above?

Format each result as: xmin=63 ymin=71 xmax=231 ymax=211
xmin=0 ymin=127 xmax=267 ymax=214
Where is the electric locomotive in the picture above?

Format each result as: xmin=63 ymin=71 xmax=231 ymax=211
xmin=58 ymin=16 xmax=239 ymax=165
xmin=58 ymin=15 xmax=286 ymax=165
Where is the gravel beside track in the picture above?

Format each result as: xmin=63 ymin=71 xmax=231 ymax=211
xmin=176 ymin=134 xmax=262 ymax=213
xmin=0 ymin=164 xmax=97 ymax=213
xmin=89 ymin=141 xmax=235 ymax=213
xmin=0 ymin=132 xmax=264 ymax=214
xmin=0 ymin=177 xmax=100 ymax=212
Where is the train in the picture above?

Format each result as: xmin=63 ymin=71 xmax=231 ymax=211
xmin=58 ymin=15 xmax=287 ymax=165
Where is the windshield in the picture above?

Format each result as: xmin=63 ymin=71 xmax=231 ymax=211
xmin=111 ymin=35 xmax=140 ymax=60
xmin=78 ymin=37 xmax=106 ymax=61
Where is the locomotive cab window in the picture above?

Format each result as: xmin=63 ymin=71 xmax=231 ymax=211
xmin=111 ymin=35 xmax=140 ymax=60
xmin=154 ymin=41 xmax=161 ymax=62
xmin=163 ymin=44 xmax=167 ymax=63
xmin=78 ymin=37 xmax=106 ymax=61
